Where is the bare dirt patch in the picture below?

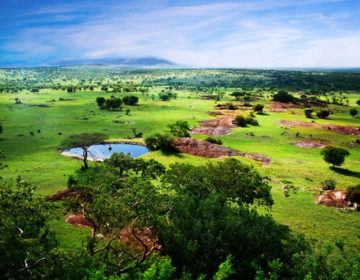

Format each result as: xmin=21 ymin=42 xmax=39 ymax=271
xmin=295 ymin=141 xmax=325 ymax=148
xmin=280 ymin=120 xmax=360 ymax=136
xmin=191 ymin=115 xmax=236 ymax=136
xmin=174 ymin=138 xmax=271 ymax=166
xmin=268 ymin=102 xmax=300 ymax=113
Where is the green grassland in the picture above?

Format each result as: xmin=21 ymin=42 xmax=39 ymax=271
xmin=1 ymin=69 xmax=360 ymax=256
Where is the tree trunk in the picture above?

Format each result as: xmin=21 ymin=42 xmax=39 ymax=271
xmin=83 ymin=148 xmax=88 ymax=169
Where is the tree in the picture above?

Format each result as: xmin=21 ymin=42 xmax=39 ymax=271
xmin=0 ymin=122 xmax=3 ymax=134
xmin=167 ymin=121 xmax=190 ymax=137
xmin=0 ymin=178 xmax=58 ymax=279
xmin=96 ymin=97 xmax=105 ymax=108
xmin=231 ymin=91 xmax=245 ymax=101
xmin=60 ymin=133 xmax=108 ymax=169
xmin=316 ymin=109 xmax=330 ymax=119
xmin=123 ymin=95 xmax=139 ymax=106
xmin=304 ymin=109 xmax=314 ymax=118
xmin=253 ymin=104 xmax=264 ymax=114
xmin=273 ymin=90 xmax=294 ymax=103
xmin=350 ymin=108 xmax=358 ymax=117
xmin=320 ymin=146 xmax=350 ymax=168
xmin=162 ymin=158 xmax=273 ymax=207
xmin=357 ymin=100 xmax=360 ymax=106
xmin=105 ymin=97 xmax=123 ymax=111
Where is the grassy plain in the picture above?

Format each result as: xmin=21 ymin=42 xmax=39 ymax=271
xmin=1 ymin=72 xmax=360 ymax=255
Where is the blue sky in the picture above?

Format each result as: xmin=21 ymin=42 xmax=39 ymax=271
xmin=1 ymin=0 xmax=360 ymax=67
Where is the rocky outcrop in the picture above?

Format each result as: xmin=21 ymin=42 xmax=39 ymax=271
xmin=173 ymin=138 xmax=272 ymax=166
xmin=315 ymin=190 xmax=349 ymax=208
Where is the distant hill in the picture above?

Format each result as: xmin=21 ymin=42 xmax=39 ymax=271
xmin=41 ymin=56 xmax=178 ymax=68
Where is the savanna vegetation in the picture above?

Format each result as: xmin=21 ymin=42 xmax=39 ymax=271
xmin=0 ymin=66 xmax=360 ymax=279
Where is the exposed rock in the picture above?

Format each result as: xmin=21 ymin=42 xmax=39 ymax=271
xmin=45 ymin=188 xmax=83 ymax=201
xmin=173 ymin=137 xmax=271 ymax=166
xmin=315 ymin=190 xmax=350 ymax=208
xmin=295 ymin=141 xmax=325 ymax=148
xmin=65 ymin=214 xmax=93 ymax=228
xmin=191 ymin=115 xmax=236 ymax=136
xmin=280 ymin=120 xmax=360 ymax=136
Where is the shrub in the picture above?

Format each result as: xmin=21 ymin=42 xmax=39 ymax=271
xmin=316 ymin=109 xmax=330 ymax=119
xmin=320 ymin=146 xmax=350 ymax=168
xmin=145 ymin=133 xmax=178 ymax=153
xmin=273 ymin=90 xmax=294 ymax=103
xmin=226 ymin=103 xmax=236 ymax=110
xmin=321 ymin=179 xmax=336 ymax=190
xmin=167 ymin=121 xmax=190 ymax=137
xmin=245 ymin=116 xmax=259 ymax=126
xmin=205 ymin=137 xmax=223 ymax=145
xmin=233 ymin=115 xmax=247 ymax=127
xmin=350 ymin=108 xmax=358 ymax=117
xmin=357 ymin=100 xmax=360 ymax=106
xmin=96 ymin=97 xmax=105 ymax=108
xmin=304 ymin=109 xmax=313 ymax=119
xmin=347 ymin=184 xmax=360 ymax=204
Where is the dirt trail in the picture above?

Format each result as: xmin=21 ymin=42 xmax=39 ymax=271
xmin=268 ymin=102 xmax=300 ymax=113
xmin=191 ymin=115 xmax=236 ymax=136
xmin=174 ymin=138 xmax=271 ymax=166
xmin=280 ymin=120 xmax=360 ymax=136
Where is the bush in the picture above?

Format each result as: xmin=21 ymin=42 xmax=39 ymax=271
xmin=167 ymin=121 xmax=190 ymax=137
xmin=350 ymin=108 xmax=358 ymax=117
xmin=321 ymin=179 xmax=336 ymax=190
xmin=245 ymin=116 xmax=259 ymax=126
xmin=273 ymin=90 xmax=294 ymax=103
xmin=320 ymin=145 xmax=350 ymax=167
xmin=226 ymin=103 xmax=236 ymax=110
xmin=122 ymin=95 xmax=139 ymax=106
xmin=316 ymin=110 xmax=330 ymax=119
xmin=347 ymin=184 xmax=360 ymax=204
xmin=96 ymin=97 xmax=105 ymax=108
xmin=233 ymin=115 xmax=247 ymax=127
xmin=205 ymin=137 xmax=222 ymax=145
xmin=357 ymin=100 xmax=360 ymax=106
xmin=145 ymin=133 xmax=178 ymax=153
xmin=304 ymin=109 xmax=313 ymax=118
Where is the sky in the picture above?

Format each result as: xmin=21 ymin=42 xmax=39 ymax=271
xmin=0 ymin=0 xmax=360 ymax=67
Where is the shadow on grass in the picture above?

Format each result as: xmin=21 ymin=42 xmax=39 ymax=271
xmin=331 ymin=167 xmax=360 ymax=179
xmin=161 ymin=151 xmax=184 ymax=158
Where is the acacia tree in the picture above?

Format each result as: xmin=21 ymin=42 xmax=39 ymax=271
xmin=253 ymin=104 xmax=264 ymax=114
xmin=60 ymin=133 xmax=108 ymax=169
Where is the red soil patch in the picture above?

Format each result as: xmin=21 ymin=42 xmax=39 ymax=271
xmin=174 ymin=137 xmax=272 ymax=166
xmin=295 ymin=141 xmax=325 ymax=148
xmin=315 ymin=190 xmax=349 ymax=208
xmin=65 ymin=214 xmax=93 ymax=228
xmin=280 ymin=120 xmax=360 ymax=136
xmin=191 ymin=115 xmax=236 ymax=136
xmin=45 ymin=188 xmax=83 ymax=201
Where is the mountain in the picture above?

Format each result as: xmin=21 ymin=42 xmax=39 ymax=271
xmin=41 ymin=56 xmax=178 ymax=68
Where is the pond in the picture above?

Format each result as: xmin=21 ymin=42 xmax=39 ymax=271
xmin=62 ymin=143 xmax=149 ymax=160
